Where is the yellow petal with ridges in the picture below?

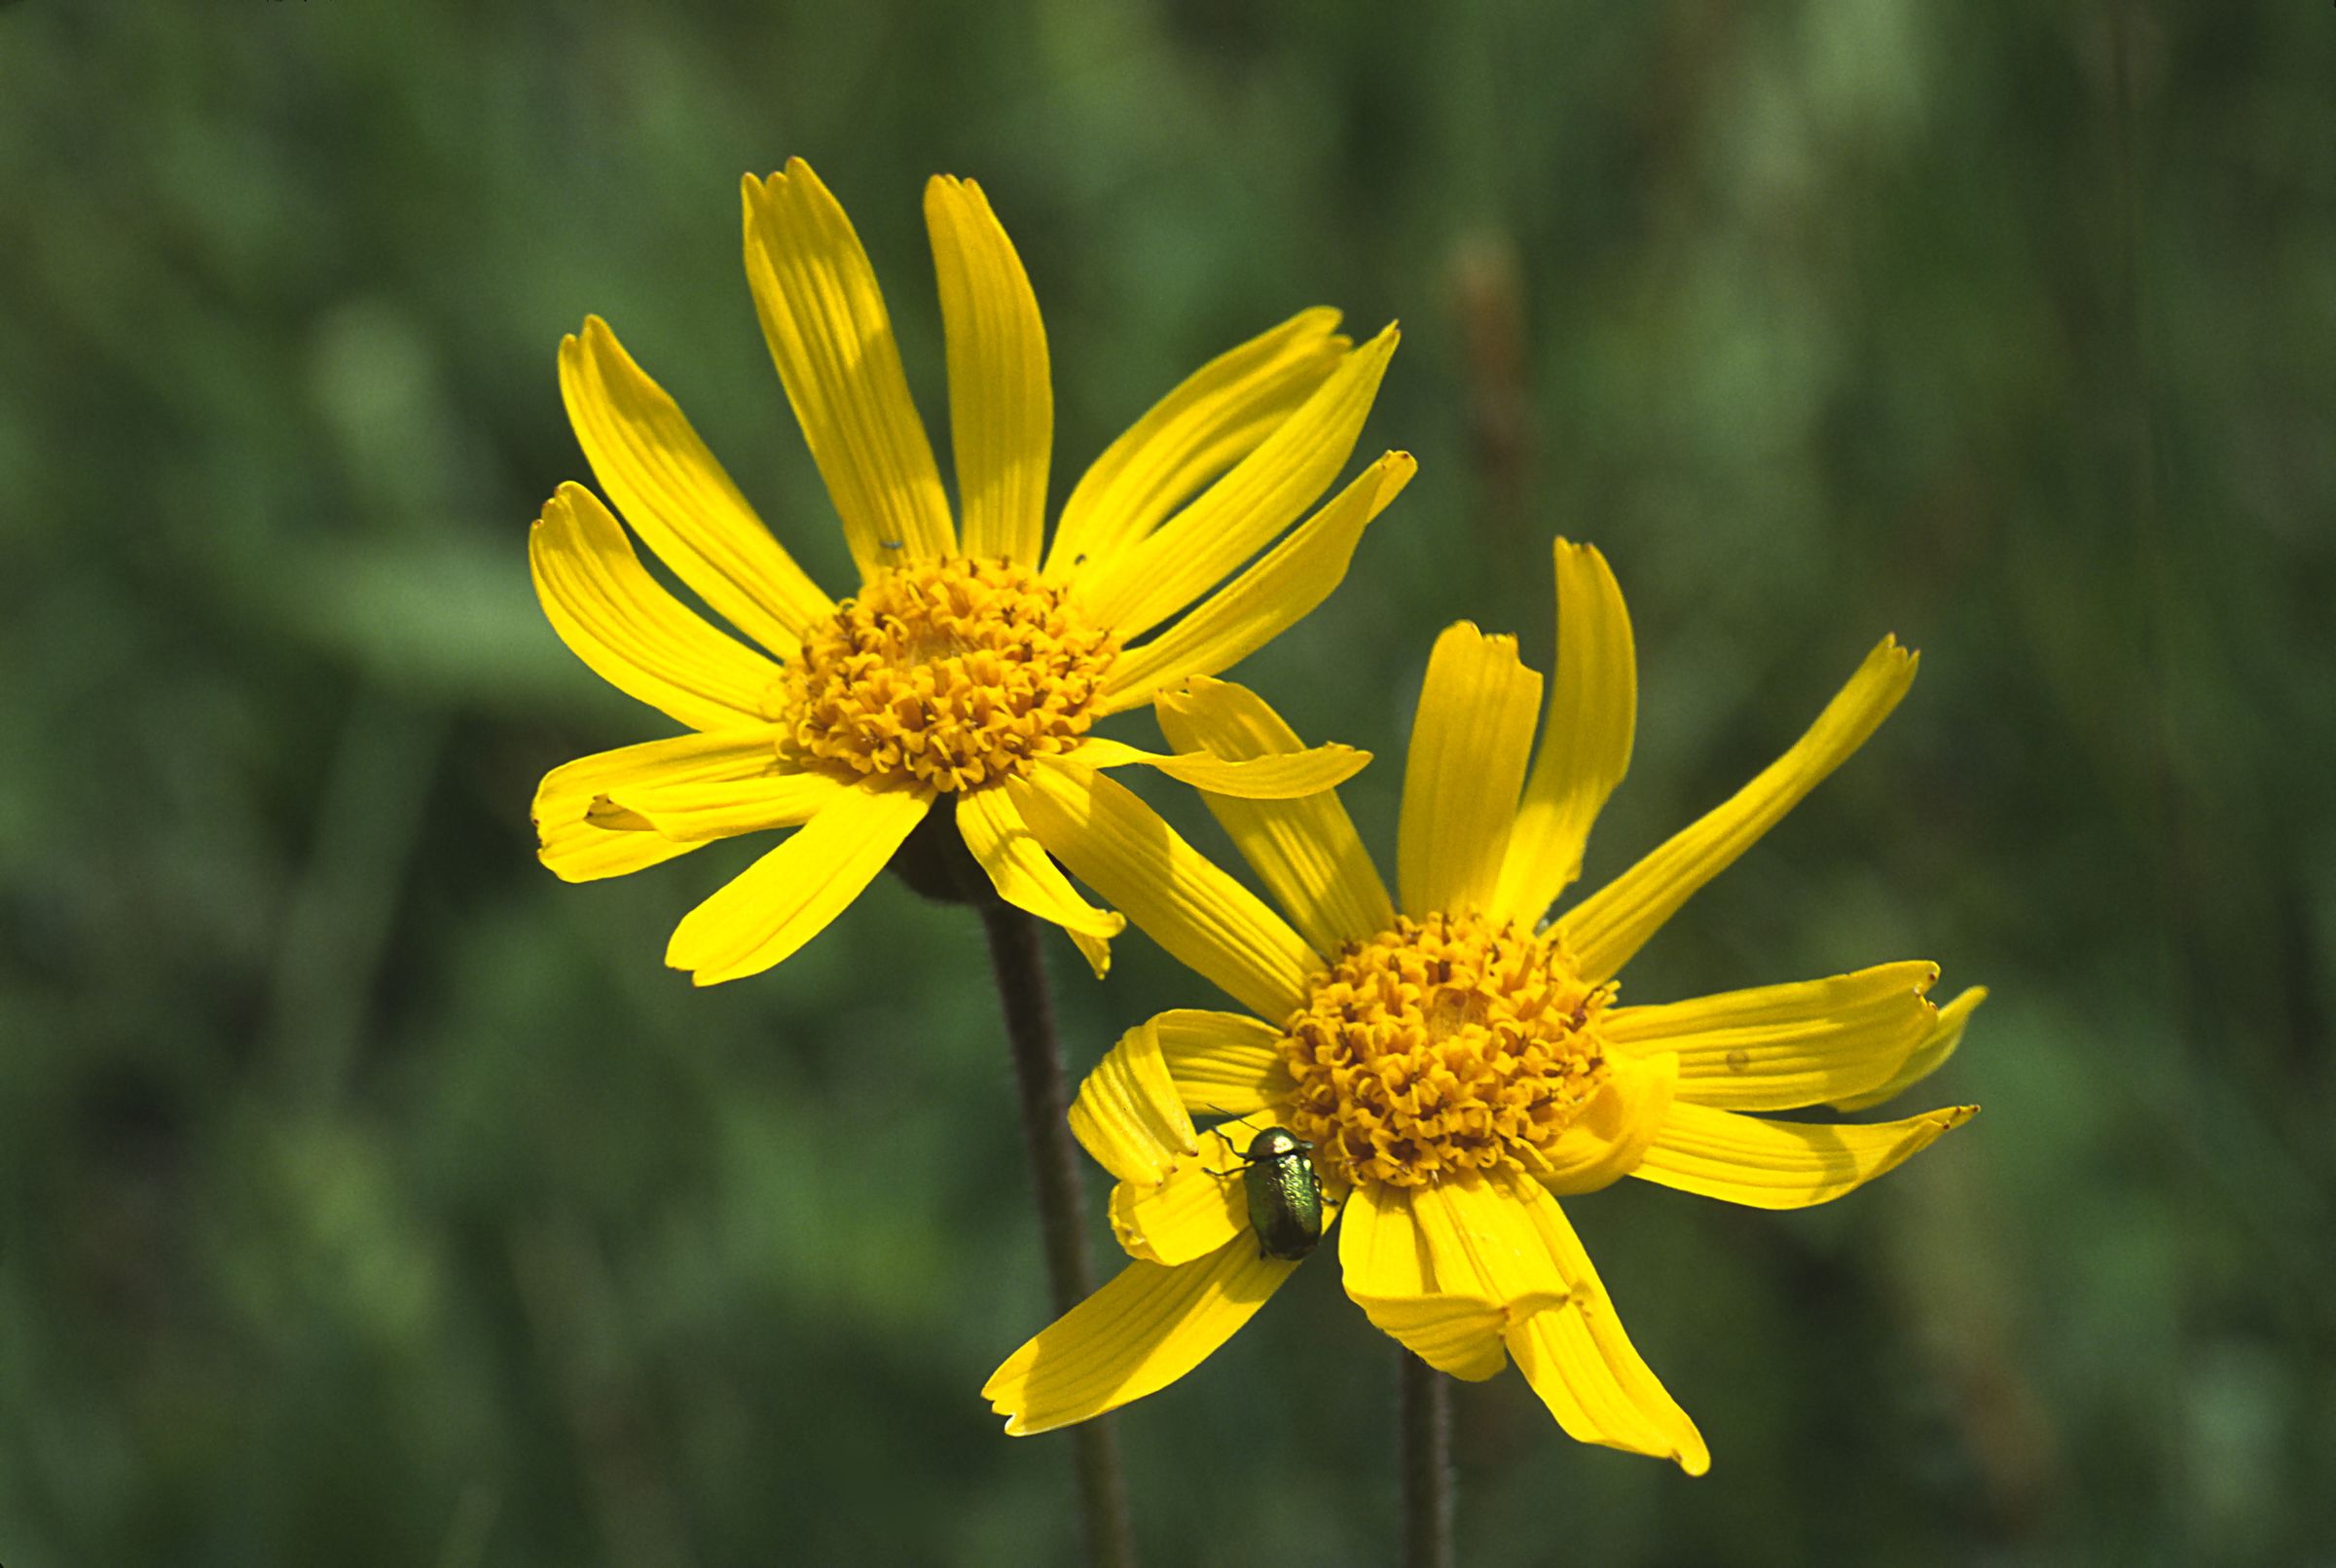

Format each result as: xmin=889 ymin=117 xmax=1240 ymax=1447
xmin=1603 ymin=961 xmax=1940 ymax=1112
xmin=1007 ymin=758 xmax=1323 ymax=1019
xmin=1109 ymin=1115 xmax=1260 ymax=1265
xmin=1153 ymin=677 xmax=1395 ymax=956
xmin=1074 ymin=325 xmax=1399 ymax=638
xmin=664 ymin=783 xmax=930 ymax=985
xmin=1063 ymin=736 xmax=1369 ymax=800
xmin=1632 ymin=1100 xmax=1976 ymax=1208
xmin=1405 ymin=1166 xmax=1571 ymax=1305
xmin=1495 ymin=1169 xmax=1708 ymax=1475
xmin=1398 ymin=624 xmax=1544 ymax=916
xmin=957 ymin=786 xmax=1123 ymax=978
xmin=1068 ymin=1016 xmax=1196 ymax=1186
xmin=1046 ymin=309 xmax=1351 ymax=579
xmin=529 ymin=484 xmax=784 ymax=732
xmin=1491 ymin=538 xmax=1635 ymax=925
xmin=1556 ymin=637 xmax=1917 ymax=984
xmin=742 ymin=162 xmax=954 ymax=575
xmin=925 ymin=175 xmax=1048 ymax=566
xmin=1356 ymin=1294 xmax=1517 ymax=1382
xmin=1338 ymin=1181 xmax=1514 ymax=1380
xmin=596 ymin=769 xmax=842 ymax=842
xmin=559 ymin=316 xmax=832 ymax=656
xmin=533 ymin=727 xmax=787 ymax=882
xmin=1832 ymin=984 xmax=1988 ymax=1112
xmin=1154 ymin=1008 xmax=1295 ymax=1115
xmin=1095 ymin=452 xmax=1416 ymax=714
xmin=984 ymin=1238 xmax=1301 ymax=1436
xmin=1532 ymin=1050 xmax=1676 ymax=1195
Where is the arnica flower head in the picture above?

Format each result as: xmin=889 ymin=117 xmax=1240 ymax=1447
xmin=531 ymin=160 xmax=1411 ymax=983
xmin=984 ymin=539 xmax=1985 ymax=1472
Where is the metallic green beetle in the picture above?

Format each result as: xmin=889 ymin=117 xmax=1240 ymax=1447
xmin=1223 ymin=1126 xmax=1326 ymax=1261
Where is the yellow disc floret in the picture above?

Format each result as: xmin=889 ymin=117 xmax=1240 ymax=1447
xmin=1279 ymin=911 xmax=1614 ymax=1188
xmin=779 ymin=558 xmax=1117 ymax=792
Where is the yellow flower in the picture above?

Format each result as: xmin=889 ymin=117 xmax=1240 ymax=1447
xmin=530 ymin=160 xmax=1412 ymax=983
xmin=984 ymin=539 xmax=1985 ymax=1472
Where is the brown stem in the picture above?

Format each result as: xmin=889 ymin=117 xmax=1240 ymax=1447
xmin=1399 ymin=1350 xmax=1453 ymax=1568
xmin=978 ymin=897 xmax=1140 ymax=1568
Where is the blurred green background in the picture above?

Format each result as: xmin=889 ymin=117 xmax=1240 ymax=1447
xmin=4 ymin=1 xmax=2332 ymax=1563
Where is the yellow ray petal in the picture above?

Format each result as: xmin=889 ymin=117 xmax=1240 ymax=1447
xmin=1063 ymin=735 xmax=1369 ymax=799
xmin=559 ymin=316 xmax=833 ymax=656
xmin=1495 ymin=1171 xmax=1708 ymax=1474
xmin=1006 ymin=758 xmax=1323 ymax=1019
xmin=1096 ymin=452 xmax=1416 ymax=714
xmin=925 ymin=175 xmax=1048 ymax=566
xmin=533 ymin=728 xmax=786 ymax=882
xmin=741 ymin=162 xmax=954 ymax=575
xmin=1337 ymin=1181 xmax=1514 ymax=1380
xmin=529 ymin=484 xmax=784 ymax=731
xmin=1531 ymin=1050 xmax=1676 ymax=1196
xmin=1110 ymin=1115 xmax=1259 ymax=1265
xmin=1405 ymin=1166 xmax=1571 ymax=1305
xmin=1555 ymin=637 xmax=1918 ymax=984
xmin=664 ymin=783 xmax=930 ymax=985
xmin=957 ymin=786 xmax=1124 ymax=978
xmin=983 ymin=1237 xmax=1301 ymax=1436
xmin=1832 ymin=984 xmax=1988 ymax=1112
xmin=1068 ymin=1017 xmax=1197 ymax=1186
xmin=1490 ymin=539 xmax=1635 ymax=925
xmin=1632 ymin=1100 xmax=1976 ymax=1209
xmin=1154 ymin=1008 xmax=1295 ymax=1115
xmin=1074 ymin=325 xmax=1400 ymax=638
xmin=598 ymin=768 xmax=845 ymax=843
xmin=1397 ymin=624 xmax=1544 ymax=916
xmin=1602 ymin=962 xmax=1941 ymax=1112
xmin=1152 ymin=677 xmax=1395 ymax=956
xmin=1045 ymin=309 xmax=1351 ymax=579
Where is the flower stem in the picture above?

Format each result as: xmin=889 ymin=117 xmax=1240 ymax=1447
xmin=1399 ymin=1350 xmax=1453 ymax=1568
xmin=978 ymin=898 xmax=1140 ymax=1568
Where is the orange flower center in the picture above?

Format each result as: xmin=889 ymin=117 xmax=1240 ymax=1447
xmin=1277 ymin=911 xmax=1614 ymax=1187
xmin=778 ymin=558 xmax=1117 ymax=791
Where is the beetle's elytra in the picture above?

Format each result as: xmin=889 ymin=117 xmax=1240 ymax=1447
xmin=1231 ymin=1126 xmax=1325 ymax=1261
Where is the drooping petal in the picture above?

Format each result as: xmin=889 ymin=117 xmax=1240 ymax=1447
xmin=957 ymin=785 xmax=1123 ymax=978
xmin=1555 ymin=638 xmax=1918 ymax=984
xmin=1152 ymin=677 xmax=1395 ymax=956
xmin=1337 ymin=1180 xmax=1514 ymax=1380
xmin=1154 ymin=1008 xmax=1296 ymax=1115
xmin=1631 ymin=1100 xmax=1976 ymax=1209
xmin=529 ymin=484 xmax=785 ymax=731
xmin=1495 ymin=1170 xmax=1708 ymax=1475
xmin=1602 ymin=962 xmax=1941 ymax=1112
xmin=533 ymin=727 xmax=787 ymax=882
xmin=741 ymin=162 xmax=955 ymax=575
xmin=925 ymin=175 xmax=1048 ymax=566
xmin=1095 ymin=452 xmax=1416 ymax=713
xmin=1006 ymin=758 xmax=1323 ymax=1019
xmin=983 ymin=1237 xmax=1302 ymax=1436
xmin=1397 ymin=624 xmax=1544 ymax=916
xmin=1063 ymin=735 xmax=1369 ymax=799
xmin=1532 ymin=1050 xmax=1677 ymax=1195
xmin=1831 ymin=984 xmax=1988 ymax=1112
xmin=1405 ymin=1166 xmax=1572 ymax=1305
xmin=1110 ymin=1115 xmax=1260 ymax=1266
xmin=1045 ymin=309 xmax=1351 ymax=580
xmin=597 ymin=767 xmax=845 ymax=843
xmin=1067 ymin=1016 xmax=1196 ymax=1186
xmin=664 ymin=782 xmax=931 ymax=985
xmin=1073 ymin=326 xmax=1400 ymax=638
xmin=558 ymin=316 xmax=833 ymax=656
xmin=1490 ymin=539 xmax=1635 ymax=925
